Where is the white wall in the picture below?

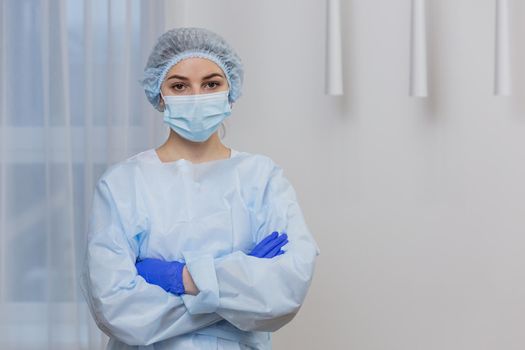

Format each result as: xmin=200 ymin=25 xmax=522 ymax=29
xmin=166 ymin=1 xmax=525 ymax=349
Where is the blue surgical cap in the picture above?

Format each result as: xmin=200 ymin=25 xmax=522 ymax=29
xmin=141 ymin=27 xmax=244 ymax=112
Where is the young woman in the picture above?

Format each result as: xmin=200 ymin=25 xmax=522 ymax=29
xmin=81 ymin=27 xmax=320 ymax=350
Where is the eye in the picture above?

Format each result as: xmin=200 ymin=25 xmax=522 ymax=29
xmin=204 ymin=81 xmax=221 ymax=89
xmin=171 ymin=83 xmax=186 ymax=91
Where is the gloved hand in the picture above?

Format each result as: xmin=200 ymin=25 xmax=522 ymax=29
xmin=136 ymin=232 xmax=288 ymax=295
xmin=135 ymin=258 xmax=186 ymax=295
xmin=248 ymin=231 xmax=288 ymax=258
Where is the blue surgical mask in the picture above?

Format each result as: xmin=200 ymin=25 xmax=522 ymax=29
xmin=162 ymin=91 xmax=232 ymax=142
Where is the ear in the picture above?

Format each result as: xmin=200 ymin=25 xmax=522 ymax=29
xmin=159 ymin=94 xmax=165 ymax=110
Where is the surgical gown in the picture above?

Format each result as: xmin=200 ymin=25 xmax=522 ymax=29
xmin=80 ymin=148 xmax=320 ymax=350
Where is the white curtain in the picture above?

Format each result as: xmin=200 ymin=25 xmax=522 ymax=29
xmin=0 ymin=0 xmax=167 ymax=348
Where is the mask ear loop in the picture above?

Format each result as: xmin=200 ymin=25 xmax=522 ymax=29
xmin=227 ymin=90 xmax=233 ymax=110
xmin=159 ymin=91 xmax=167 ymax=112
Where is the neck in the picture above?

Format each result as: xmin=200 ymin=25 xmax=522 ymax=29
xmin=156 ymin=129 xmax=230 ymax=163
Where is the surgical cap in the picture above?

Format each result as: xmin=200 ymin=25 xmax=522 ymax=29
xmin=141 ymin=27 xmax=244 ymax=111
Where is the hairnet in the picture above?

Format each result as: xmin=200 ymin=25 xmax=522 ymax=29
xmin=141 ymin=27 xmax=244 ymax=111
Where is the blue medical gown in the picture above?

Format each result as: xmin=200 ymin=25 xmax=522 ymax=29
xmin=80 ymin=149 xmax=320 ymax=349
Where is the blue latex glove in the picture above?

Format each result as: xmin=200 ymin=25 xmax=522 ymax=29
xmin=135 ymin=258 xmax=186 ymax=295
xmin=136 ymin=232 xmax=287 ymax=295
xmin=248 ymin=231 xmax=288 ymax=258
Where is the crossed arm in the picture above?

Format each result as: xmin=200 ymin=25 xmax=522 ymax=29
xmin=136 ymin=231 xmax=289 ymax=296
xmin=81 ymin=165 xmax=319 ymax=346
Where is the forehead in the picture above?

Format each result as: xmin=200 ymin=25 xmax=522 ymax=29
xmin=166 ymin=57 xmax=225 ymax=77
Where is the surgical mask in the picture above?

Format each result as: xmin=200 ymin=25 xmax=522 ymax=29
xmin=162 ymin=90 xmax=232 ymax=142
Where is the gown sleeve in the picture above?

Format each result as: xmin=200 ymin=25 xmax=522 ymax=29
xmin=80 ymin=173 xmax=223 ymax=346
xmin=180 ymin=158 xmax=320 ymax=332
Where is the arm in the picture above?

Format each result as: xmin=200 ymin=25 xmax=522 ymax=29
xmin=183 ymin=265 xmax=199 ymax=295
xmin=180 ymin=161 xmax=320 ymax=332
xmin=171 ymin=232 xmax=288 ymax=295
xmin=80 ymin=178 xmax=224 ymax=346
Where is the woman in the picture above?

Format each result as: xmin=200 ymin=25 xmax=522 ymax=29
xmin=81 ymin=27 xmax=320 ymax=350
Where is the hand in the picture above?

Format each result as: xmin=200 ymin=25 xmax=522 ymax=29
xmin=248 ymin=231 xmax=288 ymax=258
xmin=135 ymin=258 xmax=186 ymax=295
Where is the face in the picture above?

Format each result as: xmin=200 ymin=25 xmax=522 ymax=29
xmin=159 ymin=57 xmax=229 ymax=107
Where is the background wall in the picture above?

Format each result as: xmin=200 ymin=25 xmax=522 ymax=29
xmin=165 ymin=1 xmax=525 ymax=349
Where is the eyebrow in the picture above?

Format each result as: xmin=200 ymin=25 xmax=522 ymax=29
xmin=166 ymin=72 xmax=225 ymax=81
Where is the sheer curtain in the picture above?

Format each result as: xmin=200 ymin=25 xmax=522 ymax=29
xmin=0 ymin=0 xmax=167 ymax=348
